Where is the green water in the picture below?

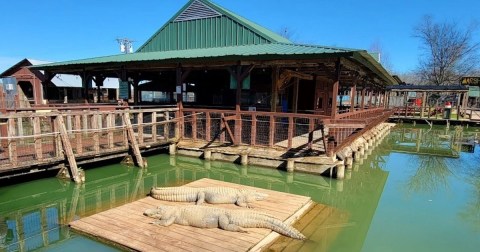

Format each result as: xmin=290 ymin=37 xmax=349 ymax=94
xmin=0 ymin=125 xmax=479 ymax=252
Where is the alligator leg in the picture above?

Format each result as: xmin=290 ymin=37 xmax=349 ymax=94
xmin=196 ymin=191 xmax=206 ymax=205
xmin=150 ymin=217 xmax=176 ymax=226
xmin=218 ymin=215 xmax=247 ymax=233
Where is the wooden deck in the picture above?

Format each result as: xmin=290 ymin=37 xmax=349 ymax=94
xmin=69 ymin=178 xmax=314 ymax=252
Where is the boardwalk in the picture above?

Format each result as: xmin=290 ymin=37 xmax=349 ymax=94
xmin=69 ymin=178 xmax=314 ymax=251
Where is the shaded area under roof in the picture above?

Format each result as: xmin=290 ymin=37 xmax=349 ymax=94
xmin=386 ymin=85 xmax=469 ymax=92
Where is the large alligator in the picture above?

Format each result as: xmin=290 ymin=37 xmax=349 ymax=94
xmin=149 ymin=186 xmax=268 ymax=208
xmin=144 ymin=205 xmax=306 ymax=240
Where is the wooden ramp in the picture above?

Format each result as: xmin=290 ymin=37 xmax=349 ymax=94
xmin=69 ymin=178 xmax=313 ymax=252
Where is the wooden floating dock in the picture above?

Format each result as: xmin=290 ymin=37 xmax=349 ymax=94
xmin=69 ymin=178 xmax=314 ymax=252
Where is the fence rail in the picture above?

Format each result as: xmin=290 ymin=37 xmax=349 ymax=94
xmin=0 ymin=108 xmax=179 ymax=173
xmin=181 ymin=108 xmax=392 ymax=156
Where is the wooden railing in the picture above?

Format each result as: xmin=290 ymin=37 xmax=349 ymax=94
xmin=181 ymin=108 xmax=392 ymax=156
xmin=0 ymin=107 xmax=179 ymax=173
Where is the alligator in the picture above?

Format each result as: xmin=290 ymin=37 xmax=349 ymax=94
xmin=144 ymin=205 xmax=306 ymax=240
xmin=149 ymin=186 xmax=268 ymax=208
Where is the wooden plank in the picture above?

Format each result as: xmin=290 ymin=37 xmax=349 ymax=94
xmin=69 ymin=178 xmax=313 ymax=252
xmin=123 ymin=111 xmax=145 ymax=168
xmin=57 ymin=115 xmax=81 ymax=183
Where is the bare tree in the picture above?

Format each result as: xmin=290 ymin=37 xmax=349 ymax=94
xmin=414 ymin=15 xmax=480 ymax=85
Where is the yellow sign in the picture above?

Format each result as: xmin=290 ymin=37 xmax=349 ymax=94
xmin=461 ymin=77 xmax=480 ymax=86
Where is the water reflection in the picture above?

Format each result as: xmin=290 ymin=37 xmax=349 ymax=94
xmin=1 ymin=125 xmax=477 ymax=251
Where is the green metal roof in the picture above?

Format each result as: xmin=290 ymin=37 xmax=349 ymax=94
xmin=137 ymin=0 xmax=290 ymax=53
xmin=32 ymin=43 xmax=397 ymax=84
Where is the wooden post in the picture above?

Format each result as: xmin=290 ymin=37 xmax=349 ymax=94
xmin=271 ymin=67 xmax=279 ymax=112
xmin=269 ymin=115 xmax=275 ymax=147
xmin=7 ymin=118 xmax=17 ymax=165
xmin=251 ymin=114 xmax=257 ymax=146
xmin=137 ymin=112 xmax=144 ymax=144
xmin=151 ymin=112 xmax=157 ymax=141
xmin=292 ymin=78 xmax=299 ymax=113
xmin=420 ymin=92 xmax=426 ymax=118
xmin=74 ymin=115 xmax=83 ymax=154
xmin=350 ymin=84 xmax=356 ymax=112
xmin=33 ymin=116 xmax=43 ymax=160
xmin=91 ymin=113 xmax=100 ymax=154
xmin=403 ymin=91 xmax=408 ymax=117
xmin=107 ymin=113 xmax=114 ymax=149
xmin=57 ymin=115 xmax=81 ymax=183
xmin=53 ymin=117 xmax=62 ymax=158
xmin=308 ymin=118 xmax=314 ymax=149
xmin=331 ymin=60 xmax=341 ymax=119
xmin=165 ymin=111 xmax=171 ymax=140
xmin=220 ymin=113 xmax=226 ymax=143
xmin=122 ymin=111 xmax=145 ymax=168
xmin=205 ymin=112 xmax=211 ymax=141
xmin=360 ymin=86 xmax=366 ymax=110
xmin=287 ymin=116 xmax=294 ymax=149
xmin=192 ymin=112 xmax=197 ymax=141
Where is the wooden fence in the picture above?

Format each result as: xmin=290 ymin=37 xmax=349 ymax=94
xmin=0 ymin=107 xmax=179 ymax=180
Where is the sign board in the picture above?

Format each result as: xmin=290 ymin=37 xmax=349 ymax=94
xmin=461 ymin=77 xmax=480 ymax=86
xmin=119 ymin=81 xmax=129 ymax=99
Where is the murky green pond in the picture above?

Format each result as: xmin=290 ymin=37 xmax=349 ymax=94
xmin=0 ymin=124 xmax=479 ymax=252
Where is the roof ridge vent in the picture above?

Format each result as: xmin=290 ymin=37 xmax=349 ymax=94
xmin=174 ymin=0 xmax=222 ymax=22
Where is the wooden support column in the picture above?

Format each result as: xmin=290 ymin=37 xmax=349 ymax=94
xmin=133 ymin=79 xmax=140 ymax=106
xmin=292 ymin=78 xmax=300 ymax=113
xmin=176 ymin=66 xmax=191 ymax=139
xmin=271 ymin=67 xmax=279 ymax=112
xmin=457 ymin=93 xmax=462 ymax=120
xmin=360 ymin=86 xmax=366 ymax=110
xmin=57 ymin=115 xmax=81 ymax=183
xmin=122 ymin=111 xmax=145 ymax=168
xmin=403 ymin=91 xmax=408 ymax=117
xmin=269 ymin=115 xmax=275 ymax=147
xmin=251 ymin=114 xmax=257 ymax=146
xmin=231 ymin=64 xmax=254 ymax=145
xmin=420 ymin=92 xmax=426 ymax=118
xmin=205 ymin=112 xmax=211 ymax=141
xmin=331 ymin=59 xmax=341 ymax=119
xmin=41 ymin=71 xmax=55 ymax=103
xmin=93 ymin=75 xmax=105 ymax=103
xmin=350 ymin=84 xmax=356 ymax=112
xmin=368 ymin=89 xmax=374 ymax=108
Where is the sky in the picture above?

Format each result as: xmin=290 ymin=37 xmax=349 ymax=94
xmin=1 ymin=0 xmax=479 ymax=74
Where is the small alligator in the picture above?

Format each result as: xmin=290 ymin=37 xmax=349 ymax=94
xmin=149 ymin=186 xmax=268 ymax=208
xmin=144 ymin=205 xmax=306 ymax=240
